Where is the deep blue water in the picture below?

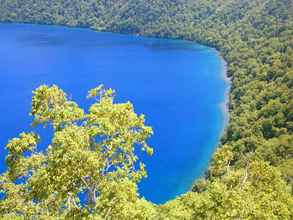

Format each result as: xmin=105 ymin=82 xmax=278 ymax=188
xmin=0 ymin=23 xmax=228 ymax=204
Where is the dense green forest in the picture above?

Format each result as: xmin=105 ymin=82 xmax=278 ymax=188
xmin=0 ymin=0 xmax=292 ymax=219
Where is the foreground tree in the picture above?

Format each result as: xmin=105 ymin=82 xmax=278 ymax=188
xmin=0 ymin=85 xmax=155 ymax=219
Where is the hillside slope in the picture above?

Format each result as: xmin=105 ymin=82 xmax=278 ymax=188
xmin=0 ymin=0 xmax=292 ymax=219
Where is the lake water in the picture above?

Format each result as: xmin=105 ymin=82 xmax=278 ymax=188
xmin=0 ymin=23 xmax=229 ymax=204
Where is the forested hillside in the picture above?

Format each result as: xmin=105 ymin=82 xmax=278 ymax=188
xmin=0 ymin=0 xmax=292 ymax=219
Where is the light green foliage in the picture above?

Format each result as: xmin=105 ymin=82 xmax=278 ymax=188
xmin=0 ymin=0 xmax=292 ymax=218
xmin=31 ymin=85 xmax=84 ymax=129
xmin=163 ymin=160 xmax=293 ymax=220
xmin=0 ymin=85 xmax=155 ymax=219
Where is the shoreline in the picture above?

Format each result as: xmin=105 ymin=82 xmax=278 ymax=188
xmin=217 ymin=50 xmax=231 ymax=135
xmin=0 ymin=21 xmax=233 ymax=204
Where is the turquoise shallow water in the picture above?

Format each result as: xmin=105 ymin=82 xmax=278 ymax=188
xmin=0 ymin=23 xmax=228 ymax=204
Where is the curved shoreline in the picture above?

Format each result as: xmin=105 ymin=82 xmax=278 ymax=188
xmin=218 ymin=51 xmax=231 ymax=134
xmin=0 ymin=21 xmax=232 ymax=203
xmin=1 ymin=22 xmax=232 ymax=131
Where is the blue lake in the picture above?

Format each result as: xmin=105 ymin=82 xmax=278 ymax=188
xmin=0 ymin=23 xmax=229 ymax=204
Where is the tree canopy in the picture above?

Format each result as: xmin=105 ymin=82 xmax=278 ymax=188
xmin=0 ymin=85 xmax=155 ymax=219
xmin=0 ymin=0 xmax=292 ymax=219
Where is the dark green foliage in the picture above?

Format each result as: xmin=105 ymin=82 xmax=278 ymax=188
xmin=0 ymin=0 xmax=292 ymax=218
